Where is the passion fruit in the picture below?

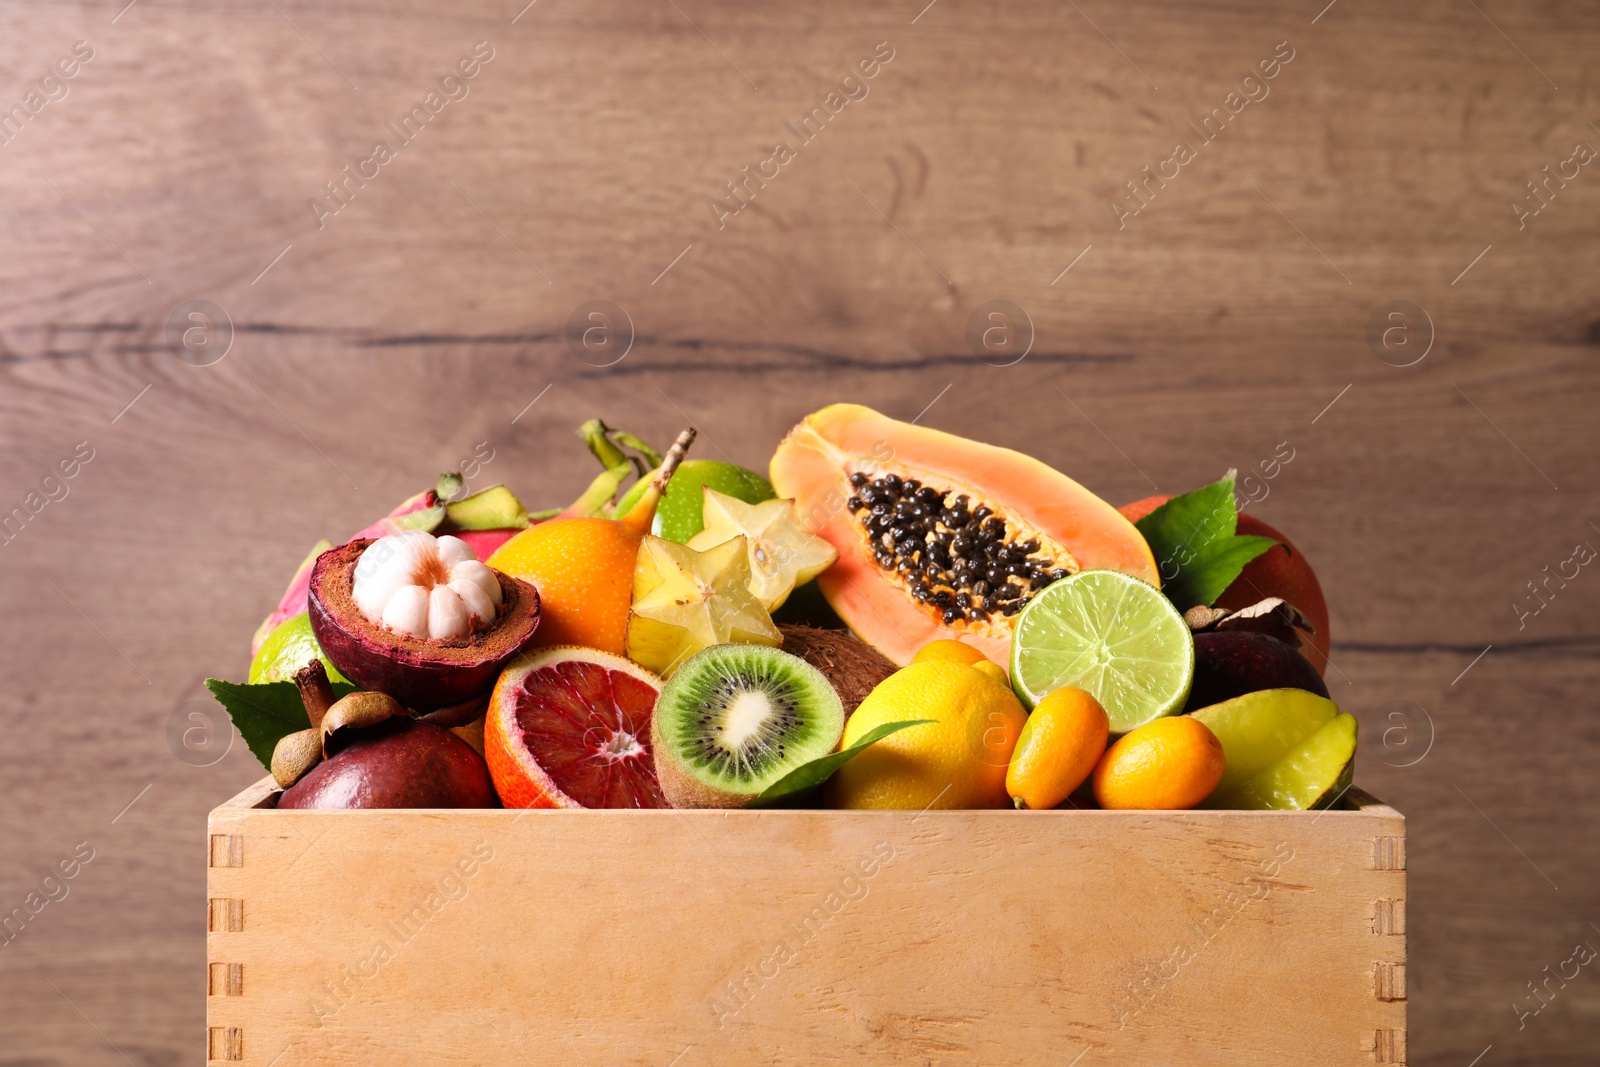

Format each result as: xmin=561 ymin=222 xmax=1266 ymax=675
xmin=308 ymin=532 xmax=541 ymax=712
xmin=278 ymin=716 xmax=497 ymax=809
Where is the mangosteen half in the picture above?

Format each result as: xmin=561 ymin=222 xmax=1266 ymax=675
xmin=309 ymin=533 xmax=540 ymax=712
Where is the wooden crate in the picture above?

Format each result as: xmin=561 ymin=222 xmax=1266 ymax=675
xmin=207 ymin=779 xmax=1405 ymax=1066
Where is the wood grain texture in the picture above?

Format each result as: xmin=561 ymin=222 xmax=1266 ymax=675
xmin=0 ymin=0 xmax=1596 ymax=1064
xmin=207 ymin=787 xmax=1403 ymax=1066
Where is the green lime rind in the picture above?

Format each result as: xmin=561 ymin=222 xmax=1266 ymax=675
xmin=1009 ymin=569 xmax=1194 ymax=733
xmin=248 ymin=613 xmax=348 ymax=685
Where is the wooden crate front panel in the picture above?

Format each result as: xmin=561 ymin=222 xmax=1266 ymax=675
xmin=208 ymin=794 xmax=1404 ymax=1066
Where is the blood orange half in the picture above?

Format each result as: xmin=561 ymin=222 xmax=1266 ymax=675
xmin=485 ymin=646 xmax=668 ymax=808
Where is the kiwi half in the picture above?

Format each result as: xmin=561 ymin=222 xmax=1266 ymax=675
xmin=651 ymin=644 xmax=844 ymax=808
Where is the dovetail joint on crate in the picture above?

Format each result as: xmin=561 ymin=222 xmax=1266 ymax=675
xmin=1374 ymin=961 xmax=1406 ymax=1002
xmin=1368 ymin=1027 xmax=1407 ymax=1063
xmin=1372 ymin=898 xmax=1406 ymax=935
xmin=209 ymin=898 xmax=243 ymax=932
xmin=208 ymin=962 xmax=243 ymax=997
xmin=207 ymin=1025 xmax=243 ymax=1061
xmin=210 ymin=834 xmax=243 ymax=868
xmin=1371 ymin=836 xmax=1405 ymax=871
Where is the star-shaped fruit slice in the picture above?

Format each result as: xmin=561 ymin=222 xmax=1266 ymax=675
xmin=687 ymin=488 xmax=839 ymax=611
xmin=626 ymin=535 xmax=782 ymax=677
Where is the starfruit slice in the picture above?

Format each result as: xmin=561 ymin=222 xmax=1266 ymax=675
xmin=686 ymin=488 xmax=838 ymax=611
xmin=626 ymin=535 xmax=781 ymax=677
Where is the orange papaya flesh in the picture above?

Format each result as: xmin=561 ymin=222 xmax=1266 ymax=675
xmin=769 ymin=404 xmax=1160 ymax=667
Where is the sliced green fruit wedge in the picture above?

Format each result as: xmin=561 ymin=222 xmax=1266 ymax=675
xmin=1190 ymin=688 xmax=1358 ymax=810
xmin=1009 ymin=569 xmax=1194 ymax=732
xmin=445 ymin=484 xmax=530 ymax=530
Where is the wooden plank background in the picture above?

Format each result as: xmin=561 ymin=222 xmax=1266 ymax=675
xmin=0 ymin=0 xmax=1595 ymax=1063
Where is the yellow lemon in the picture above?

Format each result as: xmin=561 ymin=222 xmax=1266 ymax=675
xmin=826 ymin=661 xmax=1027 ymax=810
xmin=972 ymin=660 xmax=1009 ymax=688
xmin=911 ymin=639 xmax=989 ymax=667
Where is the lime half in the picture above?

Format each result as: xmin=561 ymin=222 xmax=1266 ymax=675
xmin=249 ymin=613 xmax=348 ymax=685
xmin=1010 ymin=569 xmax=1193 ymax=733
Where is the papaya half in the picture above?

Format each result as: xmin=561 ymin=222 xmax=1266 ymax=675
xmin=770 ymin=404 xmax=1159 ymax=666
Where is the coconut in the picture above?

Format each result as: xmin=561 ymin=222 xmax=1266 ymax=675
xmin=778 ymin=623 xmax=896 ymax=716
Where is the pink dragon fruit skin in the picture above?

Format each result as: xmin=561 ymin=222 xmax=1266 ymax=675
xmin=250 ymin=492 xmax=524 ymax=655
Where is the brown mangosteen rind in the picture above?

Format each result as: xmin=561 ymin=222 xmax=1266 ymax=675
xmin=277 ymin=718 xmax=498 ymax=809
xmin=308 ymin=538 xmax=541 ymax=712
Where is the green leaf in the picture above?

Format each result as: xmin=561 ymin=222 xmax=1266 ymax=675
xmin=749 ymin=719 xmax=935 ymax=808
xmin=1182 ymin=534 xmax=1280 ymax=606
xmin=1135 ymin=470 xmax=1279 ymax=610
xmin=205 ymin=677 xmax=358 ymax=772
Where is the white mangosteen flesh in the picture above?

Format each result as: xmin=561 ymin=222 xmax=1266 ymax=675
xmin=351 ymin=531 xmax=503 ymax=640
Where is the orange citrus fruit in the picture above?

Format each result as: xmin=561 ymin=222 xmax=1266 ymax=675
xmin=1092 ymin=715 xmax=1225 ymax=810
xmin=1006 ymin=687 xmax=1109 ymax=810
xmin=488 ymin=429 xmax=697 ymax=655
xmin=485 ymin=646 xmax=667 ymax=808
xmin=489 ymin=517 xmax=644 ymax=655
xmin=826 ymin=660 xmax=1027 ymax=810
